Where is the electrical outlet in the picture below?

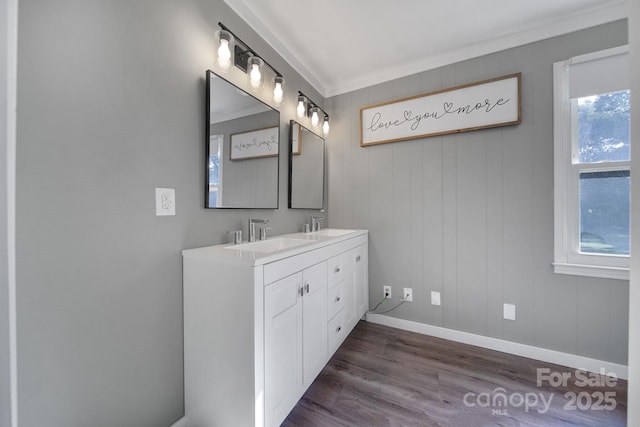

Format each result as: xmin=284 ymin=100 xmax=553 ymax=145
xmin=403 ymin=288 xmax=413 ymax=302
xmin=503 ymin=303 xmax=516 ymax=320
xmin=383 ymin=285 xmax=392 ymax=299
xmin=155 ymin=187 xmax=176 ymax=216
xmin=431 ymin=291 xmax=441 ymax=306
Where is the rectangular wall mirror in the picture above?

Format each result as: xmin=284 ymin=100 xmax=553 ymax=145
xmin=289 ymin=120 xmax=325 ymax=209
xmin=206 ymin=70 xmax=280 ymax=208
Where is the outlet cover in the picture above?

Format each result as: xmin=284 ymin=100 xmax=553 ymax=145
xmin=403 ymin=288 xmax=413 ymax=302
xmin=383 ymin=285 xmax=392 ymax=299
xmin=503 ymin=303 xmax=516 ymax=320
xmin=156 ymin=187 xmax=176 ymax=216
xmin=431 ymin=291 xmax=441 ymax=306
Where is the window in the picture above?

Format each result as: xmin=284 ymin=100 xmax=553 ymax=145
xmin=553 ymin=46 xmax=630 ymax=280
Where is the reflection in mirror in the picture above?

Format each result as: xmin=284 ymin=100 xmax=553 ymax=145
xmin=206 ymin=70 xmax=280 ymax=208
xmin=289 ymin=121 xmax=325 ymax=209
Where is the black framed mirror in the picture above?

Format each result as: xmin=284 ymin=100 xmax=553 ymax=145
xmin=206 ymin=70 xmax=280 ymax=208
xmin=288 ymin=120 xmax=325 ymax=209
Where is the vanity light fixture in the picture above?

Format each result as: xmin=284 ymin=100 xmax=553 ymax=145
xmin=214 ymin=29 xmax=234 ymax=71
xmin=217 ymin=22 xmax=285 ymax=104
xmin=297 ymin=90 xmax=330 ymax=135
xmin=247 ymin=56 xmax=264 ymax=90
xmin=296 ymin=95 xmax=307 ymax=118
xmin=322 ymin=115 xmax=330 ymax=135
xmin=310 ymin=107 xmax=319 ymax=127
xmin=273 ymin=76 xmax=285 ymax=106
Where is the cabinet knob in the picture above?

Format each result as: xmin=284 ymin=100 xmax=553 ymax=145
xmin=336 ymin=326 xmax=342 ymax=333
xmin=356 ymin=255 xmax=361 ymax=262
xmin=335 ymin=296 xmax=341 ymax=303
xmin=335 ymin=267 xmax=340 ymax=273
xmin=298 ymin=285 xmax=304 ymax=297
xmin=305 ymin=283 xmax=310 ymax=293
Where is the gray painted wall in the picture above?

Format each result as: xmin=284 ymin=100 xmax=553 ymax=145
xmin=16 ymin=1 xmax=323 ymax=426
xmin=326 ymin=20 xmax=629 ymax=365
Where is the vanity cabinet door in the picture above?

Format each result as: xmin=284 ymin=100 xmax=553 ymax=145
xmin=340 ymin=250 xmax=356 ymax=331
xmin=264 ymin=262 xmax=328 ymax=427
xmin=354 ymin=244 xmax=368 ymax=319
xmin=302 ymin=261 xmax=328 ymax=386
xmin=264 ymin=272 xmax=303 ymax=427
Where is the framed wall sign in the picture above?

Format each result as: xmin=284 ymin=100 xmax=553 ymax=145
xmin=360 ymin=73 xmax=521 ymax=146
xmin=230 ymin=125 xmax=279 ymax=160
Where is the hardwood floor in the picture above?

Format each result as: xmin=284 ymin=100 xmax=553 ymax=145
xmin=282 ymin=321 xmax=627 ymax=427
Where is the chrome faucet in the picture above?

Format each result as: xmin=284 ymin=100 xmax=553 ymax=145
xmin=310 ymin=215 xmax=324 ymax=232
xmin=248 ymin=218 xmax=268 ymax=242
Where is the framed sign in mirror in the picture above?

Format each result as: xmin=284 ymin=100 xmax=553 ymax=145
xmin=206 ymin=70 xmax=280 ymax=209
xmin=230 ymin=126 xmax=279 ymax=160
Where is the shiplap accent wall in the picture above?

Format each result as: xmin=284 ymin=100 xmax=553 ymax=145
xmin=326 ymin=20 xmax=629 ymax=365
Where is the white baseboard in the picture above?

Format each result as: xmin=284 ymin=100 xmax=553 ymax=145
xmin=366 ymin=313 xmax=628 ymax=380
xmin=169 ymin=417 xmax=187 ymax=427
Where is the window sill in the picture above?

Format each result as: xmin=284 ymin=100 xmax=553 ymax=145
xmin=552 ymin=262 xmax=629 ymax=281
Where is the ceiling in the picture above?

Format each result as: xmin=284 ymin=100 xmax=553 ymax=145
xmin=223 ymin=0 xmax=627 ymax=98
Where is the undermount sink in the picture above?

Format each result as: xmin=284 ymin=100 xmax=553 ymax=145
xmin=225 ymin=237 xmax=311 ymax=253
xmin=310 ymin=229 xmax=356 ymax=237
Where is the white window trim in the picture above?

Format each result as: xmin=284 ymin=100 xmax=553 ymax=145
xmin=553 ymin=46 xmax=630 ymax=281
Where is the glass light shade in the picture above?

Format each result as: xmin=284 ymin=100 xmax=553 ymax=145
xmin=296 ymin=95 xmax=306 ymax=117
xmin=322 ymin=116 xmax=330 ymax=135
xmin=247 ymin=56 xmax=264 ymax=90
xmin=273 ymin=76 xmax=284 ymax=106
xmin=310 ymin=107 xmax=319 ymax=126
xmin=215 ymin=30 xmax=234 ymax=71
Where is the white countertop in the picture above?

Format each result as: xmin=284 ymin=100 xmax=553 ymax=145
xmin=182 ymin=229 xmax=368 ymax=266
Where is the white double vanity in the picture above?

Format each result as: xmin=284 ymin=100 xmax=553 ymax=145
xmin=182 ymin=229 xmax=369 ymax=427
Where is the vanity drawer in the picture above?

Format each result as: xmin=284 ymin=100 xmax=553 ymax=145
xmin=328 ymin=310 xmax=346 ymax=354
xmin=327 ymin=282 xmax=344 ymax=320
xmin=327 ymin=254 xmax=345 ymax=288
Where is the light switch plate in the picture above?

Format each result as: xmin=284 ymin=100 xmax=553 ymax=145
xmin=503 ymin=303 xmax=516 ymax=320
xmin=431 ymin=291 xmax=441 ymax=306
xmin=155 ymin=187 xmax=176 ymax=216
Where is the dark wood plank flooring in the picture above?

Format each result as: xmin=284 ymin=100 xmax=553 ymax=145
xmin=283 ymin=321 xmax=627 ymax=427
